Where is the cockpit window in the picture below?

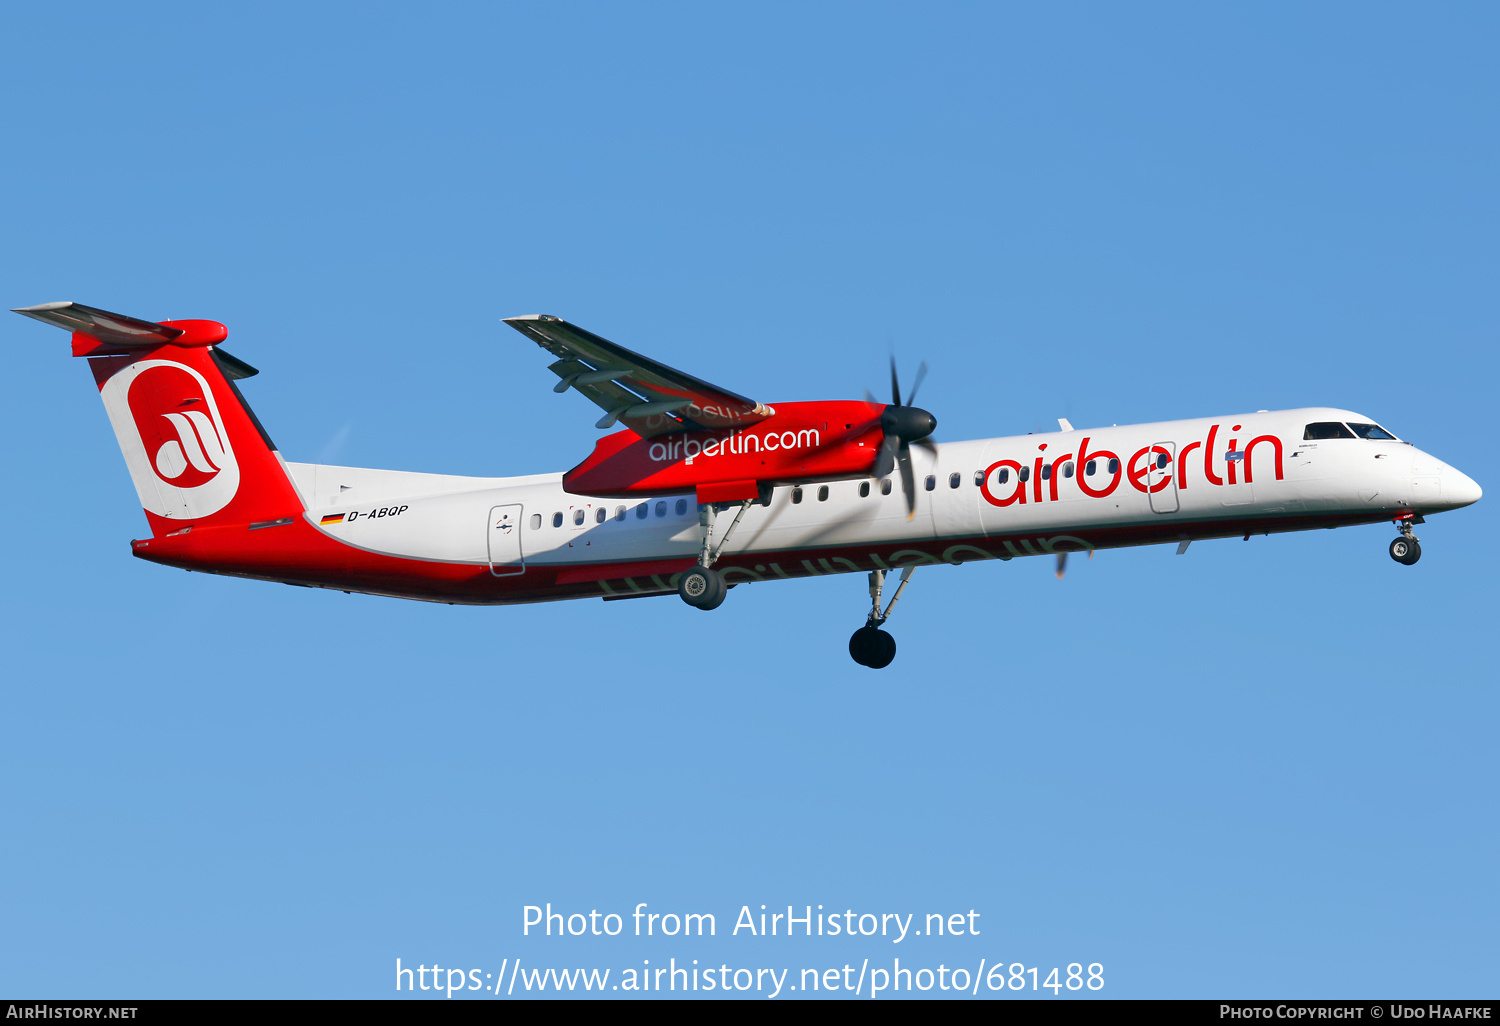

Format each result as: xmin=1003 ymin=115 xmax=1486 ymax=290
xmin=1348 ymin=422 xmax=1398 ymax=441
xmin=1304 ymin=422 xmax=1355 ymax=440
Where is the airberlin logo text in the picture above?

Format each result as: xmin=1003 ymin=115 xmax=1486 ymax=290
xmin=980 ymin=424 xmax=1284 ymax=508
xmin=648 ymin=428 xmax=821 ymax=465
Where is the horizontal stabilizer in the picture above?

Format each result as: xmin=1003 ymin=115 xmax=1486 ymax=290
xmin=13 ymin=301 xmax=185 ymax=346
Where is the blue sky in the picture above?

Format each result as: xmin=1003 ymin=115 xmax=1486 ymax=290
xmin=1 ymin=2 xmax=1495 ymax=999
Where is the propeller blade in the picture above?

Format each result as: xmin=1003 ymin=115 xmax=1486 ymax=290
xmin=889 ymin=355 xmax=902 ymax=408
xmin=863 ymin=387 xmax=879 ymax=405
xmin=897 ymin=443 xmax=916 ymax=521
xmin=872 ymin=434 xmax=899 ymax=479
xmin=1055 ymin=552 xmax=1068 ymax=580
xmin=912 ymin=436 xmax=939 ymax=454
xmin=906 ymin=360 xmax=929 ymax=407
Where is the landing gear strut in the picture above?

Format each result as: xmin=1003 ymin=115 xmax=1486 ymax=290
xmin=678 ymin=499 xmax=754 ymax=610
xmin=1389 ymin=516 xmax=1423 ymax=566
xmin=849 ymin=566 xmax=916 ymax=669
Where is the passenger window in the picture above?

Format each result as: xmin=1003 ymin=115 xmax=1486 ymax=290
xmin=881 ymin=479 xmax=892 ymax=495
xmin=595 ymin=507 xmax=606 ymax=524
xmin=655 ymin=501 xmax=667 ymax=517
xmin=1085 ymin=460 xmax=1096 ymax=477
xmin=675 ymin=499 xmax=688 ymax=516
xmin=552 ymin=512 xmax=563 ymax=528
xmin=615 ymin=506 xmax=626 ymax=521
xmin=1349 ymin=422 xmax=1398 ymax=440
xmin=1063 ymin=461 xmax=1074 ymax=478
xmin=924 ymin=475 xmax=936 ymax=491
xmin=859 ymin=481 xmax=870 ymax=498
xmin=573 ymin=509 xmax=585 ymax=525
xmin=530 ymin=513 xmax=541 ymax=530
xmin=1304 ymin=422 xmax=1356 ymax=440
xmin=635 ymin=503 xmax=648 ymax=520
xmin=973 ymin=470 xmax=984 ymax=486
xmin=1041 ymin=464 xmax=1052 ymax=480
xmin=949 ymin=472 xmax=961 ymax=489
xmin=1107 ymin=458 xmax=1119 ymax=475
xmin=1018 ymin=466 xmax=1030 ymax=482
xmin=1156 ymin=453 xmax=1169 ymax=470
xmin=792 ymin=487 xmax=803 ymax=504
xmin=997 ymin=468 xmax=1010 ymax=484
xmin=818 ymin=485 xmax=829 ymax=501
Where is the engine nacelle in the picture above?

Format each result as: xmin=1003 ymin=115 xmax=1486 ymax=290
xmin=562 ymin=400 xmax=886 ymax=500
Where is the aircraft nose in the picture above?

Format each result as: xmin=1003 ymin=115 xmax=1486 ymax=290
xmin=1443 ymin=465 xmax=1483 ymax=508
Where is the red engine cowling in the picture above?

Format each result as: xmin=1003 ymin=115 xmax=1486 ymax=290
xmin=563 ymin=400 xmax=886 ymax=501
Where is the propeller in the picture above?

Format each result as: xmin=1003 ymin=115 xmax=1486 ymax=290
xmin=1054 ymin=549 xmax=1094 ymax=580
xmin=868 ymin=357 xmax=938 ymax=521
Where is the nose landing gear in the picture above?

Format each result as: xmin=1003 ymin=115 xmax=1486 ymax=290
xmin=849 ymin=624 xmax=896 ymax=669
xmin=1389 ymin=536 xmax=1421 ymax=565
xmin=1389 ymin=516 xmax=1423 ymax=565
xmin=849 ymin=566 xmax=916 ymax=669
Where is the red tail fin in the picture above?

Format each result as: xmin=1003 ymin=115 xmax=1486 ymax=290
xmin=15 ymin=302 xmax=305 ymax=537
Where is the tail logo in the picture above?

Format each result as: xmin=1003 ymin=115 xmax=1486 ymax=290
xmin=133 ymin=376 xmax=228 ymax=489
xmin=99 ymin=359 xmax=241 ymax=520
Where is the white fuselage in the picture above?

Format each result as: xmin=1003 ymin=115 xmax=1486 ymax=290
xmin=280 ymin=407 xmax=1480 ymax=600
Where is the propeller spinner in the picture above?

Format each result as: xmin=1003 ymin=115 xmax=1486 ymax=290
xmin=868 ymin=358 xmax=938 ymax=520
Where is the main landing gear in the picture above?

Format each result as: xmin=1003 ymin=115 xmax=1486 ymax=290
xmin=678 ymin=499 xmax=755 ymax=610
xmin=849 ymin=566 xmax=917 ymax=669
xmin=677 ymin=565 xmax=727 ymax=610
xmin=1389 ymin=515 xmax=1423 ymax=566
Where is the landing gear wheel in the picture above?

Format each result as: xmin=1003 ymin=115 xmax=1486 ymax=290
xmin=678 ymin=566 xmax=726 ymax=609
xmin=849 ymin=626 xmax=897 ymax=669
xmin=1389 ymin=537 xmax=1422 ymax=565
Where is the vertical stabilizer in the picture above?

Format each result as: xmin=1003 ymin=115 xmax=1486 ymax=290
xmin=14 ymin=302 xmax=305 ymax=536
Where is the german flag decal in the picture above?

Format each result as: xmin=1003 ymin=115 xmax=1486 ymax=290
xmin=319 ymin=513 xmax=346 ymax=526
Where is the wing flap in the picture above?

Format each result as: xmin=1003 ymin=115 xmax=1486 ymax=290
xmin=546 ymin=357 xmax=643 ymax=411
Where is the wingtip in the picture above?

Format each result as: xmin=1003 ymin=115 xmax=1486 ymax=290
xmin=13 ymin=301 xmax=74 ymax=314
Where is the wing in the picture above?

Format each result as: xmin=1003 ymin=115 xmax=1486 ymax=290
xmin=503 ymin=315 xmax=773 ymax=438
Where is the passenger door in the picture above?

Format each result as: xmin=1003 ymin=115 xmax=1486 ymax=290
xmin=1219 ymin=448 xmax=1255 ymax=506
xmin=487 ymin=504 xmax=525 ymax=576
xmin=1146 ymin=441 xmax=1179 ymax=514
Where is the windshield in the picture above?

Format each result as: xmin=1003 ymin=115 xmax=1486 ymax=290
xmin=1304 ymin=422 xmax=1355 ymax=440
xmin=1348 ymin=422 xmax=1398 ymax=440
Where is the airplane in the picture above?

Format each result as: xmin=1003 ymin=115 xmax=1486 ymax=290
xmin=14 ymin=301 xmax=1483 ymax=668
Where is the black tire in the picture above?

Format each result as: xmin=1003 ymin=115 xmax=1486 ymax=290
xmin=700 ymin=573 xmax=727 ymax=610
xmin=849 ymin=626 xmax=876 ymax=666
xmin=1389 ymin=537 xmax=1422 ymax=565
xmin=849 ymin=626 xmax=896 ymax=669
xmin=867 ymin=629 xmax=897 ymax=669
xmin=678 ymin=566 xmax=726 ymax=609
